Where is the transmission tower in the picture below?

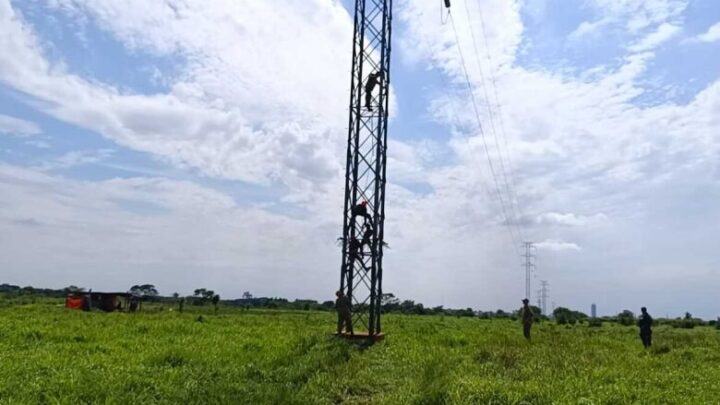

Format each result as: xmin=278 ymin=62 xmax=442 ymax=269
xmin=539 ymin=280 xmax=549 ymax=315
xmin=338 ymin=0 xmax=393 ymax=338
xmin=521 ymin=242 xmax=535 ymax=301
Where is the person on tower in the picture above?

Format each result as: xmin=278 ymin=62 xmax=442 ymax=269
xmin=360 ymin=222 xmax=373 ymax=254
xmin=348 ymin=237 xmax=369 ymax=271
xmin=364 ymin=71 xmax=383 ymax=111
xmin=351 ymin=200 xmax=373 ymax=224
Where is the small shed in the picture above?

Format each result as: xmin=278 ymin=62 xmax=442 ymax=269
xmin=65 ymin=292 xmax=131 ymax=312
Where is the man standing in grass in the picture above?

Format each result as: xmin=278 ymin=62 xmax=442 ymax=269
xmin=336 ymin=290 xmax=353 ymax=336
xmin=521 ymin=299 xmax=535 ymax=341
xmin=638 ymin=307 xmax=653 ymax=348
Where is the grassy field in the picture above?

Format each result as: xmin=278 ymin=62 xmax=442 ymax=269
xmin=1 ymin=303 xmax=719 ymax=404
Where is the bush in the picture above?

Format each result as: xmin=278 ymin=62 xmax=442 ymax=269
xmin=617 ymin=310 xmax=635 ymax=326
xmin=588 ymin=318 xmax=603 ymax=327
xmin=671 ymin=319 xmax=700 ymax=329
xmin=556 ymin=313 xmax=568 ymax=325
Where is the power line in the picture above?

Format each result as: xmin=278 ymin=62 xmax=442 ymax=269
xmin=474 ymin=0 xmax=526 ymax=234
xmin=461 ymin=0 xmax=524 ymax=242
xmin=448 ymin=11 xmax=522 ymax=253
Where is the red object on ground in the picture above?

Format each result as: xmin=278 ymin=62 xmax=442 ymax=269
xmin=65 ymin=296 xmax=85 ymax=309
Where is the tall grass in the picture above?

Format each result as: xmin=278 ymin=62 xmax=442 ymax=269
xmin=0 ymin=304 xmax=718 ymax=404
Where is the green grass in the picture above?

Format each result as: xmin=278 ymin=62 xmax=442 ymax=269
xmin=1 ymin=303 xmax=719 ymax=404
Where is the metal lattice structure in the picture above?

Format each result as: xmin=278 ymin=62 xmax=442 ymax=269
xmin=339 ymin=0 xmax=393 ymax=337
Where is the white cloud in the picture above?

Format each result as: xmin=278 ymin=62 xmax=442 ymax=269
xmin=535 ymin=212 xmax=607 ymax=227
xmin=568 ymin=18 xmax=612 ymax=41
xmin=535 ymin=239 xmax=581 ymax=252
xmin=0 ymin=0 xmax=351 ymax=194
xmin=36 ymin=149 xmax=114 ymax=171
xmin=388 ymin=0 xmax=720 ymax=316
xmin=694 ymin=21 xmax=720 ymax=43
xmin=586 ymin=0 xmax=688 ymax=33
xmin=628 ymin=23 xmax=681 ymax=52
xmin=0 ymin=114 xmax=41 ymax=137
xmin=24 ymin=140 xmax=51 ymax=148
xmin=1 ymin=0 xmax=720 ymax=318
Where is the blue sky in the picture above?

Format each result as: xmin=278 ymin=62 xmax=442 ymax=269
xmin=1 ymin=0 xmax=719 ymax=318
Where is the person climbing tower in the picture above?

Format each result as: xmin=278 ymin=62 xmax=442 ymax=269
xmin=348 ymin=237 xmax=369 ymax=271
xmin=351 ymin=200 xmax=373 ymax=224
xmin=360 ymin=222 xmax=373 ymax=254
xmin=364 ymin=71 xmax=383 ymax=111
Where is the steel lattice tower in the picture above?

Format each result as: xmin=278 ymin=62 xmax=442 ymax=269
xmin=339 ymin=0 xmax=393 ymax=338
xmin=522 ymin=242 xmax=535 ymax=301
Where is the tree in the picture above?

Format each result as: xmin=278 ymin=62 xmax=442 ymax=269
xmin=242 ymin=291 xmax=253 ymax=300
xmin=529 ymin=305 xmax=543 ymax=321
xmin=130 ymin=284 xmax=159 ymax=300
xmin=193 ymin=288 xmax=215 ymax=305
xmin=212 ymin=294 xmax=220 ymax=313
xmin=617 ymin=310 xmax=635 ymax=326
xmin=400 ymin=300 xmax=416 ymax=314
xmin=554 ymin=307 xmax=587 ymax=325
xmin=19 ymin=286 xmax=35 ymax=296
xmin=381 ymin=293 xmax=400 ymax=312
xmin=64 ymin=285 xmax=85 ymax=294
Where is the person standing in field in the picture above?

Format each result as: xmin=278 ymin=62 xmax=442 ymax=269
xmin=638 ymin=307 xmax=653 ymax=348
xmin=521 ymin=298 xmax=535 ymax=341
xmin=336 ymin=290 xmax=353 ymax=336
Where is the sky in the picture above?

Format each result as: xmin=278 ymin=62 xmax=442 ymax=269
xmin=0 ymin=0 xmax=719 ymax=319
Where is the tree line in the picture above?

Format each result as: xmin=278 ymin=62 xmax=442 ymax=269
xmin=1 ymin=283 xmax=717 ymax=328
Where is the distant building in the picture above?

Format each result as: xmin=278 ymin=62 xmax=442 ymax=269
xmin=591 ymin=303 xmax=597 ymax=318
xmin=65 ymin=292 xmax=131 ymax=312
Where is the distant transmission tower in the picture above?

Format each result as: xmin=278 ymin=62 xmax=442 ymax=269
xmin=539 ymin=280 xmax=549 ymax=315
xmin=521 ymin=242 xmax=535 ymax=301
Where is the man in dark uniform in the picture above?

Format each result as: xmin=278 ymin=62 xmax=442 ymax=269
xmin=365 ymin=71 xmax=383 ymax=111
xmin=521 ymin=298 xmax=534 ymax=341
xmin=348 ymin=237 xmax=369 ymax=271
xmin=351 ymin=200 xmax=372 ymax=224
xmin=336 ymin=290 xmax=353 ymax=335
xmin=638 ymin=307 xmax=653 ymax=348
xmin=360 ymin=222 xmax=373 ymax=254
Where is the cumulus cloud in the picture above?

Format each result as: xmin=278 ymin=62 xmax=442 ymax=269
xmin=694 ymin=21 xmax=720 ymax=43
xmin=0 ymin=114 xmax=41 ymax=137
xmin=587 ymin=0 xmax=688 ymax=33
xmin=535 ymin=212 xmax=607 ymax=227
xmin=628 ymin=23 xmax=681 ymax=52
xmin=0 ymin=163 xmax=338 ymax=298
xmin=1 ymin=0 xmax=720 ymax=317
xmin=35 ymin=149 xmax=115 ymax=171
xmin=535 ymin=239 xmax=581 ymax=252
xmin=568 ymin=18 xmax=613 ymax=41
xmin=0 ymin=0 xmax=351 ymax=194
